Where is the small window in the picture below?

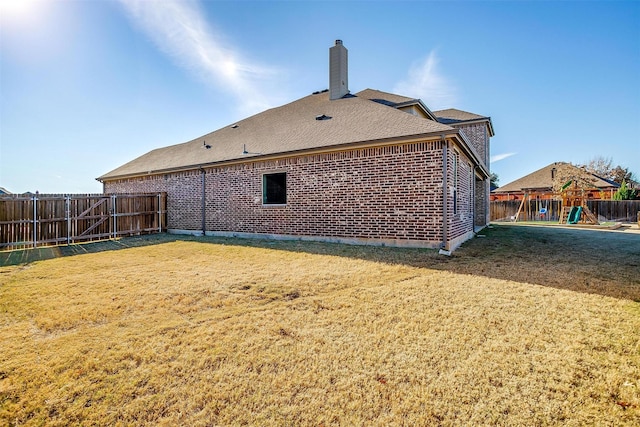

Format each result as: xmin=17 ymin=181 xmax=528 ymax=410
xmin=263 ymin=172 xmax=287 ymax=205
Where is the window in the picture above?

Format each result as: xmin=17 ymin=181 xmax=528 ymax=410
xmin=263 ymin=172 xmax=287 ymax=205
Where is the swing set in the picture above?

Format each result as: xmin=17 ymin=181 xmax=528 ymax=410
xmin=513 ymin=192 xmax=554 ymax=222
xmin=513 ymin=179 xmax=599 ymax=225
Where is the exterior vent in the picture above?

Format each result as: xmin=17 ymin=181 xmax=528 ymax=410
xmin=329 ymin=40 xmax=348 ymax=100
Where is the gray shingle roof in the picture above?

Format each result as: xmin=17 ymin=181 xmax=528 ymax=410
xmin=432 ymin=108 xmax=495 ymax=137
xmin=493 ymin=162 xmax=619 ymax=193
xmin=355 ymin=89 xmax=417 ymax=105
xmin=433 ymin=108 xmax=488 ymax=122
xmin=99 ymin=90 xmax=455 ymax=180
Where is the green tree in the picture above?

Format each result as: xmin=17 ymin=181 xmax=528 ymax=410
xmin=613 ymin=181 xmax=637 ymax=200
xmin=490 ymin=172 xmax=499 ymax=188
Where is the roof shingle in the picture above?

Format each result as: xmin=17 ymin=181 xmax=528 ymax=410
xmin=493 ymin=162 xmax=619 ymax=193
xmin=432 ymin=108 xmax=488 ymax=122
xmin=99 ymin=90 xmax=455 ymax=180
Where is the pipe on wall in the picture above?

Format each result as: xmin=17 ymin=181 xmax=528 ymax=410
xmin=200 ymin=167 xmax=206 ymax=235
xmin=473 ymin=165 xmax=478 ymax=232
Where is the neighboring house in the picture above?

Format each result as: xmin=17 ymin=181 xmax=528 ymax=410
xmin=0 ymin=187 xmax=11 ymax=195
xmin=491 ymin=162 xmax=619 ymax=201
xmin=98 ymin=40 xmax=494 ymax=252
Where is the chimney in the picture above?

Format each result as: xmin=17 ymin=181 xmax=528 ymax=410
xmin=329 ymin=39 xmax=348 ymax=100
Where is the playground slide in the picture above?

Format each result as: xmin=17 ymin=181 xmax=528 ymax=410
xmin=567 ymin=206 xmax=583 ymax=224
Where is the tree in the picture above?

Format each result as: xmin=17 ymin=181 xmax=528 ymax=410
xmin=551 ymin=162 xmax=599 ymax=193
xmin=584 ymin=156 xmax=613 ymax=179
xmin=611 ymin=166 xmax=635 ymax=185
xmin=613 ymin=181 xmax=637 ymax=200
xmin=582 ymin=156 xmax=637 ymax=184
xmin=490 ymin=172 xmax=499 ymax=188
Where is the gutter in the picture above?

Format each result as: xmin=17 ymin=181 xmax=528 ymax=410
xmin=200 ymin=167 xmax=206 ymax=235
xmin=443 ymin=117 xmax=495 ymax=137
xmin=473 ymin=165 xmax=477 ymax=232
xmin=96 ymin=131 xmax=459 ymax=183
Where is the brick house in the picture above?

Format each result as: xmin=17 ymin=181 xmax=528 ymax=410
xmin=98 ymin=41 xmax=493 ymax=252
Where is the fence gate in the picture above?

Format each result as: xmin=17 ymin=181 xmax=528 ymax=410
xmin=0 ymin=193 xmax=167 ymax=251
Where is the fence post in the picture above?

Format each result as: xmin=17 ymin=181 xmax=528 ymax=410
xmin=32 ymin=195 xmax=37 ymax=248
xmin=66 ymin=195 xmax=71 ymax=245
xmin=111 ymin=194 xmax=117 ymax=239
xmin=157 ymin=193 xmax=162 ymax=232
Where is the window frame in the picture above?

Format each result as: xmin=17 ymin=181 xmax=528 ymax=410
xmin=262 ymin=171 xmax=287 ymax=206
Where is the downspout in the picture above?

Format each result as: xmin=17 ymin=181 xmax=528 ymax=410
xmin=472 ymin=165 xmax=477 ymax=233
xmin=440 ymin=136 xmax=450 ymax=255
xmin=200 ymin=167 xmax=206 ymax=236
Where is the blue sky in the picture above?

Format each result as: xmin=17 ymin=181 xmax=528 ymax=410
xmin=1 ymin=0 xmax=638 ymax=194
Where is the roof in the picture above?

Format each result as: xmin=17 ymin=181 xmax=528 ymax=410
xmin=493 ymin=162 xmax=620 ymax=193
xmin=356 ymin=89 xmax=416 ymax=105
xmin=356 ymin=89 xmax=440 ymax=121
xmin=0 ymin=187 xmax=11 ymax=195
xmin=99 ymin=90 xmax=457 ymax=180
xmin=433 ymin=108 xmax=495 ymax=137
xmin=433 ymin=108 xmax=487 ymax=122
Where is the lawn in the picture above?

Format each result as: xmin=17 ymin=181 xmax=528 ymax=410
xmin=1 ymin=224 xmax=639 ymax=426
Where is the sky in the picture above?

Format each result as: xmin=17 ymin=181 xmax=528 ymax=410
xmin=1 ymin=0 xmax=639 ymax=194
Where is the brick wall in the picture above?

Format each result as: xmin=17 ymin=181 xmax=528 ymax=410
xmin=457 ymin=122 xmax=489 ymax=167
xmin=475 ymin=178 xmax=490 ymax=226
xmin=448 ymin=147 xmax=476 ymax=240
xmin=454 ymin=121 xmax=490 ymax=228
xmin=105 ymin=139 xmax=477 ymax=247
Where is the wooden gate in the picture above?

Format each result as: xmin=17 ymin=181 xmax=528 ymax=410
xmin=0 ymin=193 xmax=167 ymax=251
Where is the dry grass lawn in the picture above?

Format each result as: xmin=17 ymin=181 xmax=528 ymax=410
xmin=1 ymin=224 xmax=639 ymax=426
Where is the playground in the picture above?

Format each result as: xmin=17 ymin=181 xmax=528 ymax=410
xmin=491 ymin=178 xmax=640 ymax=227
xmin=514 ymin=183 xmax=600 ymax=224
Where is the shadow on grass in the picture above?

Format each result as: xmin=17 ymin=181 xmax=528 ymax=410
xmin=2 ymin=225 xmax=639 ymax=301
xmin=0 ymin=234 xmax=188 ymax=266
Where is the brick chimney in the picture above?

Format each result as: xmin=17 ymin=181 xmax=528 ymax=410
xmin=329 ymin=40 xmax=349 ymax=100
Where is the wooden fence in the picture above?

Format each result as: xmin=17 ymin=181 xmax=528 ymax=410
xmin=586 ymin=200 xmax=640 ymax=223
xmin=491 ymin=199 xmax=640 ymax=223
xmin=0 ymin=193 xmax=167 ymax=251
